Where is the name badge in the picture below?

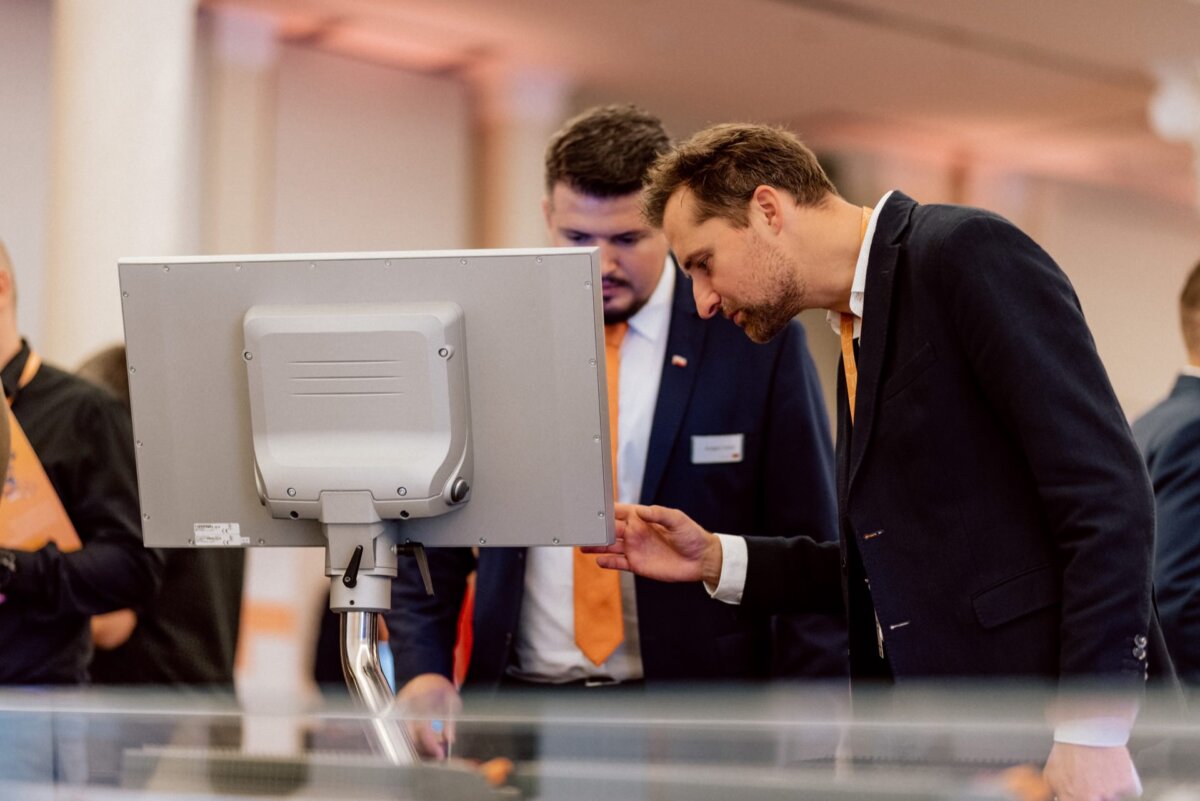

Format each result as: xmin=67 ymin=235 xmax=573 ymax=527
xmin=691 ymin=434 xmax=744 ymax=464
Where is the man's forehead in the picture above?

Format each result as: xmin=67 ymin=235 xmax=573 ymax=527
xmin=549 ymin=186 xmax=661 ymax=240
xmin=662 ymin=188 xmax=703 ymax=243
xmin=551 ymin=182 xmax=643 ymax=210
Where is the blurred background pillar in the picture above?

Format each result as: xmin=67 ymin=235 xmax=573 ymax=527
xmin=45 ymin=0 xmax=199 ymax=367
xmin=469 ymin=64 xmax=573 ymax=248
xmin=200 ymin=5 xmax=278 ymax=255
xmin=1149 ymin=62 xmax=1200 ymax=213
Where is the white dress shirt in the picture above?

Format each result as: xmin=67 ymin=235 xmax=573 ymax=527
xmin=510 ymin=261 xmax=675 ymax=683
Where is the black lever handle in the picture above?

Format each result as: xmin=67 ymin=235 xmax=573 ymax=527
xmin=343 ymin=544 xmax=364 ymax=588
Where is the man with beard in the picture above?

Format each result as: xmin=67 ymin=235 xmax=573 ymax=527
xmin=387 ymin=106 xmax=843 ymax=758
xmin=586 ymin=123 xmax=1164 ymax=801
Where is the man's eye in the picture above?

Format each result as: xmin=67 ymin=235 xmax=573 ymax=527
xmin=613 ymin=235 xmax=641 ymax=247
xmin=565 ymin=232 xmax=592 ymax=244
xmin=696 ymin=258 xmax=710 ymax=274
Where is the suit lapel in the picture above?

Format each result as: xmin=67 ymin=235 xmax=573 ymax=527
xmin=640 ymin=274 xmax=708 ymax=503
xmin=1171 ymin=374 xmax=1200 ymax=400
xmin=848 ymin=193 xmax=914 ymax=489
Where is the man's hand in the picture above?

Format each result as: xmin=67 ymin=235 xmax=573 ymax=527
xmin=396 ymin=673 xmax=461 ymax=760
xmin=581 ymin=503 xmax=723 ymax=585
xmin=91 ymin=609 xmax=138 ymax=650
xmin=1042 ymin=743 xmax=1142 ymax=801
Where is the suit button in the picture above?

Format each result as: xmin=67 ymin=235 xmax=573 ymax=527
xmin=1133 ymin=646 xmax=1146 ymax=661
xmin=1134 ymin=634 xmax=1147 ymax=648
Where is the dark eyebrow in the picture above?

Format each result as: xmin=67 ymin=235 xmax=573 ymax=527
xmin=559 ymin=228 xmax=646 ymax=242
xmin=678 ymin=248 xmax=708 ymax=274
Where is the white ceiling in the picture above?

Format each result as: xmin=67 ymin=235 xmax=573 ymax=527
xmin=204 ymin=0 xmax=1200 ymax=207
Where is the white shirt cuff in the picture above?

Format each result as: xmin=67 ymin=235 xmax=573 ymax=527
xmin=704 ymin=533 xmax=747 ymax=605
xmin=1052 ymin=717 xmax=1132 ymax=747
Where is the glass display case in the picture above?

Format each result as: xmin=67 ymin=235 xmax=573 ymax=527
xmin=1 ymin=682 xmax=1196 ymax=800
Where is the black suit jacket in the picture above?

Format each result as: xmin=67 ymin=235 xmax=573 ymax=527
xmin=741 ymin=192 xmax=1159 ymax=685
xmin=388 ymin=272 xmax=842 ymax=685
xmin=1134 ymin=374 xmax=1200 ymax=683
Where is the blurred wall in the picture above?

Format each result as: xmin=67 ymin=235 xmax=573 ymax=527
xmin=271 ymin=45 xmax=471 ymax=253
xmin=0 ymin=0 xmax=52 ymax=347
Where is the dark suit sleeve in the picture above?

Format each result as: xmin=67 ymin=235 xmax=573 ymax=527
xmin=386 ymin=546 xmax=474 ymax=685
xmin=938 ymin=214 xmax=1154 ymax=682
xmin=8 ymin=393 xmax=163 ymax=615
xmin=742 ymin=535 xmax=843 ymax=614
xmin=1147 ymin=417 xmax=1200 ymax=683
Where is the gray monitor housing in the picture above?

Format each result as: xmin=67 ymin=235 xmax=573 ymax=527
xmin=119 ymin=248 xmax=614 ymax=551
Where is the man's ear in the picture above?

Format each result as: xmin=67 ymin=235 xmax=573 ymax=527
xmin=750 ymin=185 xmax=785 ymax=234
xmin=0 ymin=263 xmax=12 ymax=304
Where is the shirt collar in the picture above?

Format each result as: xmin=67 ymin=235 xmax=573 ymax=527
xmin=626 ymin=256 xmax=674 ymax=344
xmin=826 ymin=190 xmax=895 ymax=339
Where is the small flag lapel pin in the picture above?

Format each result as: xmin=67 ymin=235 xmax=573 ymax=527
xmin=671 ymin=354 xmax=688 ymax=368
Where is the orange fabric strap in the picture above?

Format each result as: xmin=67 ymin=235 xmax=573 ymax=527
xmin=573 ymin=322 xmax=627 ymax=666
xmin=0 ymin=350 xmax=82 ymax=552
xmin=840 ymin=207 xmax=873 ymax=424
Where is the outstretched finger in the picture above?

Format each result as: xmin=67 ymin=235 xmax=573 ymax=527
xmin=595 ymin=554 xmax=630 ymax=571
xmin=636 ymin=504 xmax=692 ymax=530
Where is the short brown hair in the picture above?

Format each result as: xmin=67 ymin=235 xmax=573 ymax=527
xmin=643 ymin=123 xmax=837 ymax=229
xmin=76 ymin=344 xmax=130 ymax=409
xmin=544 ymin=105 xmax=670 ymax=198
xmin=1182 ymin=259 xmax=1200 ymax=357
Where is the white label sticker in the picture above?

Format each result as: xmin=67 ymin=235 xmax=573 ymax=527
xmin=193 ymin=523 xmax=249 ymax=547
xmin=691 ymin=433 xmax=744 ymax=464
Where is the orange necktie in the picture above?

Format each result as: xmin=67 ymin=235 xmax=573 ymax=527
xmin=573 ymin=322 xmax=627 ymax=665
xmin=840 ymin=206 xmax=873 ymax=424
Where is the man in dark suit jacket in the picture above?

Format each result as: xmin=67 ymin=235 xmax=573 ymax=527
xmin=592 ymin=123 xmax=1159 ymax=801
xmin=387 ymin=108 xmax=841 ymax=757
xmin=1133 ymin=259 xmax=1200 ymax=686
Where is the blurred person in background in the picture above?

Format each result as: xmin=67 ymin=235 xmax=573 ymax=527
xmin=78 ymin=343 xmax=245 ymax=686
xmin=387 ymin=105 xmax=844 ymax=758
xmin=0 ymin=241 xmax=162 ymax=685
xmin=1133 ymin=259 xmax=1200 ymax=688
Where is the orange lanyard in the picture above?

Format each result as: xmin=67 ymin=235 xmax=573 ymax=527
xmin=0 ymin=350 xmax=82 ymax=552
xmin=7 ymin=349 xmax=41 ymax=405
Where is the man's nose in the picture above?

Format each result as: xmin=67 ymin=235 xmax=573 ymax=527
xmin=692 ymin=276 xmax=720 ymax=320
xmin=598 ymin=242 xmax=620 ymax=273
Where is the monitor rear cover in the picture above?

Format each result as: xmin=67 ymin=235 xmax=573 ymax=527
xmin=119 ymin=249 xmax=614 ymax=549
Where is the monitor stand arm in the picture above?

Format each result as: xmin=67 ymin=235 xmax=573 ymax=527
xmin=323 ymin=490 xmax=431 ymax=765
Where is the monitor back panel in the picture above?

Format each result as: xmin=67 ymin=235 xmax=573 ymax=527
xmin=119 ymin=249 xmax=613 ymax=549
